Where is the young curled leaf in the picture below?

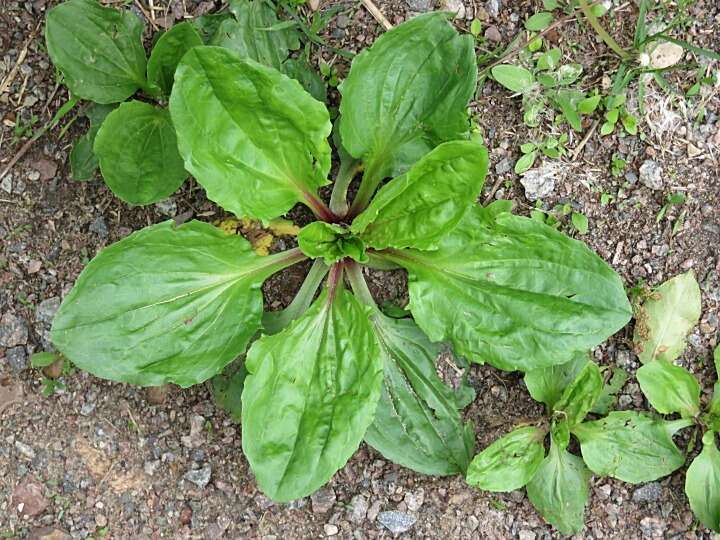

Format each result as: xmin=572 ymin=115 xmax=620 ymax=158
xmin=637 ymin=360 xmax=701 ymax=418
xmin=242 ymin=282 xmax=383 ymax=502
xmin=524 ymin=352 xmax=589 ymax=410
xmin=685 ymin=431 xmax=720 ymax=532
xmin=572 ymin=411 xmax=691 ymax=483
xmin=553 ymin=361 xmax=603 ymax=427
xmin=466 ymin=426 xmax=546 ymax=492
xmin=350 ymin=141 xmax=488 ymax=250
xmin=298 ymin=222 xmax=367 ymax=265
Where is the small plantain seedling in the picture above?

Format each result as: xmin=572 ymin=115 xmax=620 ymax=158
xmin=46 ymin=0 xmax=323 ymax=203
xmin=491 ymin=45 xmax=600 ymax=130
xmin=466 ymin=356 xmax=622 ymax=534
xmin=49 ymin=13 xmax=631 ymax=503
xmin=578 ymin=345 xmax=720 ymax=533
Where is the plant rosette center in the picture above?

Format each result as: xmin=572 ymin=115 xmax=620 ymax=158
xmin=298 ymin=221 xmax=368 ymax=265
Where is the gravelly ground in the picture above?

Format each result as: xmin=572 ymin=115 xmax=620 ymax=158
xmin=1 ymin=0 xmax=719 ymax=538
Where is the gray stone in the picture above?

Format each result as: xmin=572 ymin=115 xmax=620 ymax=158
xmin=184 ymin=464 xmax=212 ymax=488
xmin=638 ymin=160 xmax=663 ymax=190
xmin=624 ymin=171 xmax=638 ymax=184
xmin=311 ymin=488 xmax=336 ymax=514
xmin=486 ymin=0 xmax=501 ymax=17
xmin=439 ymin=0 xmax=465 ymax=18
xmin=518 ymin=530 xmax=536 ymax=540
xmin=36 ymin=297 xmax=60 ymax=326
xmin=323 ymin=524 xmax=339 ymax=536
xmin=633 ymin=482 xmax=662 ymax=502
xmin=80 ymin=402 xmax=96 ymax=416
xmin=6 ymin=346 xmax=28 ymax=371
xmin=406 ymin=0 xmax=434 ymax=11
xmin=15 ymin=440 xmax=36 ymax=459
xmin=404 ymin=488 xmax=424 ymax=512
xmin=520 ymin=164 xmax=556 ymax=201
xmin=155 ymin=198 xmax=177 ymax=217
xmin=335 ymin=14 xmax=350 ymax=28
xmin=484 ymin=25 xmax=502 ymax=42
xmin=377 ymin=511 xmax=417 ymax=534
xmin=350 ymin=494 xmax=368 ymax=523
xmin=639 ymin=516 xmax=666 ymax=538
xmin=494 ymin=158 xmax=512 ymax=175
xmin=0 ymin=313 xmax=29 ymax=347
xmin=89 ymin=216 xmax=108 ymax=238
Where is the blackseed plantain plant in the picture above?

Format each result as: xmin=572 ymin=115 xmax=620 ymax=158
xmin=45 ymin=1 xmax=661 ymax=530
xmin=46 ymin=0 xmax=324 ymax=203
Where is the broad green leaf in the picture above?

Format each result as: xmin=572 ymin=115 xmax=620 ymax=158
xmin=350 ymin=141 xmax=488 ymax=250
xmin=621 ymin=113 xmax=638 ymax=135
xmin=685 ymin=431 xmax=720 ymax=532
xmin=192 ymin=12 xmax=233 ymax=43
xmin=636 ymin=360 xmax=701 ymax=417
xmin=242 ymin=284 xmax=383 ymax=501
xmin=211 ymin=360 xmax=247 ymax=422
xmin=577 ymin=95 xmax=601 ymax=114
xmin=170 ymin=46 xmax=332 ymax=222
xmin=282 ymin=58 xmax=327 ymax=103
xmin=384 ymin=205 xmax=632 ymax=371
xmin=710 ymin=346 xmax=720 ymax=428
xmin=30 ymin=352 xmax=60 ymax=368
xmin=211 ymin=0 xmax=299 ymax=71
xmin=633 ymin=271 xmax=702 ymax=364
xmin=524 ymin=352 xmax=588 ymax=409
xmin=364 ymin=315 xmax=475 ymax=476
xmin=94 ymin=101 xmax=187 ymax=205
xmin=572 ymin=411 xmax=691 ymax=483
xmin=525 ymin=12 xmax=554 ymax=31
xmin=492 ymin=64 xmax=534 ymax=93
xmin=51 ymin=220 xmax=296 ymax=388
xmin=466 ymin=426 xmax=545 ymax=491
xmin=45 ymin=0 xmax=147 ymax=103
xmin=555 ymin=64 xmax=583 ymax=86
xmin=339 ymin=12 xmax=476 ymax=182
xmin=297 ymin=222 xmax=367 ymax=264
xmin=536 ymin=48 xmax=562 ymax=70
xmin=70 ymin=135 xmax=97 ymax=182
xmin=514 ymin=151 xmax=536 ymax=174
xmin=527 ymin=437 xmax=591 ymax=535
xmin=70 ymin=103 xmax=117 ymax=181
xmin=591 ymin=367 xmax=628 ymax=414
xmin=147 ymin=22 xmax=203 ymax=95
xmin=553 ymin=361 xmax=603 ymax=427
xmin=571 ymin=212 xmax=589 ymax=234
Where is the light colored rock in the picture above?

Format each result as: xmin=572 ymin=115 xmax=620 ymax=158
xmin=440 ymin=0 xmax=466 ymax=18
xmin=649 ymin=41 xmax=684 ymax=69
xmin=520 ymin=163 xmax=557 ymax=200
xmin=377 ymin=511 xmax=417 ymax=534
xmin=639 ymin=160 xmax=663 ymax=190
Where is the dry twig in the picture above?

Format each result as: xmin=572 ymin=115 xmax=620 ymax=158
xmin=361 ymin=0 xmax=393 ymax=31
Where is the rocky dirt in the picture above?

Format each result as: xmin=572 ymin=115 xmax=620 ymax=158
xmin=1 ymin=0 xmax=719 ymax=538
